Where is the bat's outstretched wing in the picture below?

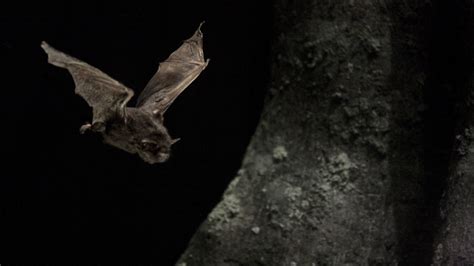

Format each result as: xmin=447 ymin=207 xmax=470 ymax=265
xmin=41 ymin=42 xmax=134 ymax=128
xmin=136 ymin=22 xmax=209 ymax=115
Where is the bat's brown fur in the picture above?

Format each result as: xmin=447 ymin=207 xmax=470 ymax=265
xmin=42 ymin=23 xmax=209 ymax=164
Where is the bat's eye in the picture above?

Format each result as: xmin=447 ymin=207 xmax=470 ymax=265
xmin=140 ymin=139 xmax=157 ymax=149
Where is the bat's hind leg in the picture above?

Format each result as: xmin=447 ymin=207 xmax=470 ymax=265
xmin=79 ymin=121 xmax=105 ymax=134
xmin=79 ymin=123 xmax=91 ymax=134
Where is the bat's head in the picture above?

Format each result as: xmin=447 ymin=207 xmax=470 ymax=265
xmin=102 ymin=108 xmax=179 ymax=164
xmin=136 ymin=136 xmax=174 ymax=164
xmin=132 ymin=114 xmax=180 ymax=164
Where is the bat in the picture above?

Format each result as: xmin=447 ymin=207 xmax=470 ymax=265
xmin=42 ymin=23 xmax=209 ymax=164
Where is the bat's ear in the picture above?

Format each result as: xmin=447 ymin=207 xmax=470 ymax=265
xmin=198 ymin=21 xmax=205 ymax=32
xmin=171 ymin=138 xmax=181 ymax=145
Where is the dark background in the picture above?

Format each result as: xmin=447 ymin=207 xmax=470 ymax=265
xmin=1 ymin=2 xmax=272 ymax=263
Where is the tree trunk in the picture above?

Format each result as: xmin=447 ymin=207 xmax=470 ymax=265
xmin=178 ymin=1 xmax=473 ymax=265
xmin=432 ymin=1 xmax=474 ymax=264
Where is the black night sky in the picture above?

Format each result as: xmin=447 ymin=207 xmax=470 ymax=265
xmin=1 ymin=1 xmax=272 ymax=262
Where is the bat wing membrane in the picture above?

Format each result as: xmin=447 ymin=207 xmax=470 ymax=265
xmin=41 ymin=42 xmax=134 ymax=124
xmin=136 ymin=22 xmax=209 ymax=115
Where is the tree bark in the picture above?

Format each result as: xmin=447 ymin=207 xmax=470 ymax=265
xmin=178 ymin=0 xmax=473 ymax=265
xmin=432 ymin=1 xmax=474 ymax=264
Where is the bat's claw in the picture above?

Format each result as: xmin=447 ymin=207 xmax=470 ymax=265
xmin=198 ymin=21 xmax=205 ymax=31
xmin=187 ymin=22 xmax=205 ymax=42
xmin=79 ymin=123 xmax=92 ymax=134
xmin=80 ymin=121 xmax=106 ymax=134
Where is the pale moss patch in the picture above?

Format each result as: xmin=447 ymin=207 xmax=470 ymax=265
xmin=328 ymin=152 xmax=356 ymax=178
xmin=251 ymin=226 xmax=261 ymax=234
xmin=225 ymin=174 xmax=242 ymax=196
xmin=207 ymin=194 xmax=241 ymax=233
xmin=284 ymin=185 xmax=306 ymax=221
xmin=273 ymin=145 xmax=288 ymax=161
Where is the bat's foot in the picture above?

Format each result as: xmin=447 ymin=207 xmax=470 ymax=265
xmin=79 ymin=123 xmax=92 ymax=134
xmin=80 ymin=121 xmax=105 ymax=134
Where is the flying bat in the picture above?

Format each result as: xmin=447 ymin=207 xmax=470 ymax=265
xmin=42 ymin=23 xmax=209 ymax=163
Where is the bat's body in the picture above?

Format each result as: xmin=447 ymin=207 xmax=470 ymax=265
xmin=42 ymin=23 xmax=209 ymax=164
xmin=100 ymin=107 xmax=173 ymax=163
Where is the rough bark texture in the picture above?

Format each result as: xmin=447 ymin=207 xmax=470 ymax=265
xmin=432 ymin=1 xmax=474 ymax=264
xmin=434 ymin=122 xmax=474 ymax=265
xmin=178 ymin=0 xmax=473 ymax=265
